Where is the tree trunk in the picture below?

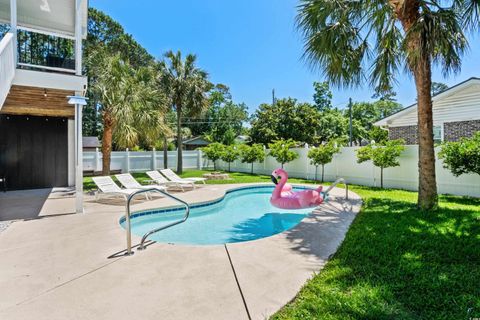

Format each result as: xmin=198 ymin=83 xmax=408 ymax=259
xmin=228 ymin=162 xmax=231 ymax=172
xmin=176 ymin=106 xmax=183 ymax=174
xmin=413 ymin=58 xmax=438 ymax=209
xmin=393 ymin=1 xmax=438 ymax=210
xmin=101 ymin=112 xmax=113 ymax=175
xmin=163 ymin=136 xmax=168 ymax=169
xmin=281 ymin=163 xmax=284 ymax=169
xmin=315 ymin=166 xmax=318 ymax=181
xmin=321 ymin=164 xmax=325 ymax=183
xmin=213 ymin=160 xmax=216 ymax=171
xmin=380 ymin=167 xmax=384 ymax=189
xmin=251 ymin=162 xmax=254 ymax=174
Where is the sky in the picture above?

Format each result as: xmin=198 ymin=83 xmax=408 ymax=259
xmin=90 ymin=0 xmax=480 ymax=113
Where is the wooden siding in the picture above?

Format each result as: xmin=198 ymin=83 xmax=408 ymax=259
xmin=389 ymin=83 xmax=480 ymax=127
xmin=1 ymin=85 xmax=75 ymax=117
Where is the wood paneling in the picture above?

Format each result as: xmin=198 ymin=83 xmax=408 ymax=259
xmin=1 ymin=85 xmax=75 ymax=117
xmin=0 ymin=115 xmax=68 ymax=190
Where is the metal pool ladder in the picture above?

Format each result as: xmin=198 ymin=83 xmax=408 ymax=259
xmin=322 ymin=178 xmax=348 ymax=200
xmin=124 ymin=188 xmax=190 ymax=255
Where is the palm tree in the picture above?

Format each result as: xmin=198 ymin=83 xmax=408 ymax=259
xmin=158 ymin=50 xmax=211 ymax=174
xmin=296 ymin=0 xmax=479 ymax=210
xmin=90 ymin=51 xmax=167 ymax=174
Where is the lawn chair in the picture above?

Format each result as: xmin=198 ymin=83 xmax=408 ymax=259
xmin=115 ymin=173 xmax=166 ymax=198
xmin=160 ymin=169 xmax=207 ymax=187
xmin=146 ymin=171 xmax=194 ymax=192
xmin=92 ymin=176 xmax=149 ymax=202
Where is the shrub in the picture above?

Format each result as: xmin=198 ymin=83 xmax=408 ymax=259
xmin=308 ymin=142 xmax=341 ymax=182
xmin=239 ymin=144 xmax=266 ymax=174
xmin=356 ymin=139 xmax=405 ymax=188
xmin=201 ymin=143 xmax=225 ymax=170
xmin=268 ymin=139 xmax=299 ymax=168
xmin=439 ymin=132 xmax=480 ymax=176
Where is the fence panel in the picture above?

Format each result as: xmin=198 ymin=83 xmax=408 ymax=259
xmin=216 ymin=146 xmax=480 ymax=197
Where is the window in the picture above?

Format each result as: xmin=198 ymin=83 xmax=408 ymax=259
xmin=433 ymin=125 xmax=442 ymax=143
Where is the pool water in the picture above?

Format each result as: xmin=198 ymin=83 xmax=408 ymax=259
xmin=120 ymin=186 xmax=313 ymax=245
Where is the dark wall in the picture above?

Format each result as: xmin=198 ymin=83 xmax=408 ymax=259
xmin=0 ymin=115 xmax=68 ymax=190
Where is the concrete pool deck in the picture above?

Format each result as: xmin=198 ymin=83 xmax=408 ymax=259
xmin=0 ymin=183 xmax=361 ymax=320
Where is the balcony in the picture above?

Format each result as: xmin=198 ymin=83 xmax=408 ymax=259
xmin=17 ymin=29 xmax=76 ymax=74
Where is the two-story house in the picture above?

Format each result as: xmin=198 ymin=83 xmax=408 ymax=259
xmin=0 ymin=0 xmax=87 ymax=193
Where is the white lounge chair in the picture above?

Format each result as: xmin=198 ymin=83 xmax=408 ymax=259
xmin=115 ymin=173 xmax=166 ymax=197
xmin=92 ymin=176 xmax=148 ymax=201
xmin=160 ymin=169 xmax=207 ymax=187
xmin=146 ymin=171 xmax=194 ymax=192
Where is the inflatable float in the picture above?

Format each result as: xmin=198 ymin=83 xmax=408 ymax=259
xmin=270 ymin=168 xmax=324 ymax=209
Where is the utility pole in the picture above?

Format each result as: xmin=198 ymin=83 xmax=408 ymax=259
xmin=349 ymin=97 xmax=353 ymax=147
xmin=272 ymin=89 xmax=276 ymax=105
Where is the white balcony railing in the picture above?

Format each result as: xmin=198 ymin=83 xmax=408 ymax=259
xmin=0 ymin=32 xmax=16 ymax=109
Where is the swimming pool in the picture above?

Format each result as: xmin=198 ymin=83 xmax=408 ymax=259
xmin=120 ymin=186 xmax=314 ymax=245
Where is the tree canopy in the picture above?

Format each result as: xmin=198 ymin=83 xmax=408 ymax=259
xmin=268 ymin=139 xmax=300 ymax=168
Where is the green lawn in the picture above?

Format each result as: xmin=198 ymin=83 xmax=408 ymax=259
xmin=84 ymin=170 xmax=480 ymax=319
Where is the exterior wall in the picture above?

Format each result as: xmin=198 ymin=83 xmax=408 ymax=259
xmin=388 ymin=125 xmax=418 ymax=144
xmin=68 ymin=119 xmax=75 ymax=186
xmin=387 ymin=83 xmax=480 ymax=127
xmin=444 ymin=120 xmax=480 ymax=142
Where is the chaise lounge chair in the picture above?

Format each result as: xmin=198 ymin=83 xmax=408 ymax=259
xmin=92 ymin=176 xmax=149 ymax=202
xmin=115 ymin=173 xmax=166 ymax=197
xmin=146 ymin=170 xmax=194 ymax=192
xmin=160 ymin=169 xmax=207 ymax=187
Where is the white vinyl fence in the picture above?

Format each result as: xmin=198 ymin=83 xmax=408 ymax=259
xmin=83 ymin=149 xmax=211 ymax=173
xmin=216 ymin=146 xmax=480 ymax=198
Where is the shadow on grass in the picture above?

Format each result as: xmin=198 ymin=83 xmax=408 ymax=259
xmin=274 ymin=195 xmax=480 ymax=320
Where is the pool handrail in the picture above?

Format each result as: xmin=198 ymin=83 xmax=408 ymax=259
xmin=125 ymin=188 xmax=190 ymax=255
xmin=322 ymin=178 xmax=348 ymax=200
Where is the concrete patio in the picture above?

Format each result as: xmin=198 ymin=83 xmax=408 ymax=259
xmin=0 ymin=184 xmax=361 ymax=320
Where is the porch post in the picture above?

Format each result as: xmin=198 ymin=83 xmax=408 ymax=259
xmin=68 ymin=96 xmax=88 ymax=214
xmin=10 ymin=0 xmax=17 ymax=64
xmin=75 ymin=0 xmax=83 ymax=76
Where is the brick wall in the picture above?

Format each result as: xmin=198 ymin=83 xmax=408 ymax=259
xmin=444 ymin=120 xmax=480 ymax=142
xmin=388 ymin=125 xmax=418 ymax=144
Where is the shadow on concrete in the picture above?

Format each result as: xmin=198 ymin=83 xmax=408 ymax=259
xmin=0 ymin=188 xmax=53 ymax=221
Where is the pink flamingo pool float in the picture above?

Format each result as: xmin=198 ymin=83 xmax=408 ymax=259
xmin=270 ymin=168 xmax=324 ymax=209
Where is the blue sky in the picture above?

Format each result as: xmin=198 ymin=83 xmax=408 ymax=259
xmin=91 ymin=0 xmax=480 ymax=113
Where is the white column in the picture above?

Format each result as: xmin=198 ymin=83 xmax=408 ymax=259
xmin=75 ymin=0 xmax=83 ymax=76
xmin=75 ymin=103 xmax=84 ymax=213
xmin=10 ymin=0 xmax=17 ymax=64
xmin=152 ymin=148 xmax=157 ymax=170
xmin=94 ymin=147 xmax=100 ymax=172
xmin=125 ymin=148 xmax=130 ymax=173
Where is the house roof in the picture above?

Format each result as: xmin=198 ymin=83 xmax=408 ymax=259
xmin=374 ymin=77 xmax=480 ymax=126
xmin=83 ymin=136 xmax=100 ymax=148
xmin=182 ymin=136 xmax=211 ymax=145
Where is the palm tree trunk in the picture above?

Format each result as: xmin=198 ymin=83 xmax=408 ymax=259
xmin=413 ymin=57 xmax=438 ymax=209
xmin=176 ymin=106 xmax=183 ymax=174
xmin=163 ymin=136 xmax=168 ymax=169
xmin=101 ymin=112 xmax=113 ymax=175
xmin=393 ymin=1 xmax=438 ymax=210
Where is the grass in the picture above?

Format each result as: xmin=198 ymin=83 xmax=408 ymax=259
xmin=84 ymin=169 xmax=480 ymax=319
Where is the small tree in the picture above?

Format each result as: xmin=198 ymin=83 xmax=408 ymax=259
xmin=356 ymin=140 xmax=405 ymax=188
xmin=308 ymin=142 xmax=340 ymax=182
xmin=220 ymin=145 xmax=240 ymax=172
xmin=240 ymin=144 xmax=266 ymax=174
xmin=201 ymin=143 xmax=224 ymax=170
xmin=268 ymin=139 xmax=299 ymax=169
xmin=439 ymin=132 xmax=480 ymax=177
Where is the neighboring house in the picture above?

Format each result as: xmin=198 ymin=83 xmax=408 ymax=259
xmin=0 ymin=0 xmax=88 ymax=190
xmin=375 ymin=77 xmax=480 ymax=144
xmin=182 ymin=136 xmax=211 ymax=150
xmin=83 ymin=136 xmax=101 ymax=152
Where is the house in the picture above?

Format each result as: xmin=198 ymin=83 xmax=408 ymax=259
xmin=83 ymin=136 xmax=101 ymax=152
xmin=182 ymin=136 xmax=211 ymax=150
xmin=0 ymin=0 xmax=88 ymax=191
xmin=375 ymin=77 xmax=480 ymax=144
